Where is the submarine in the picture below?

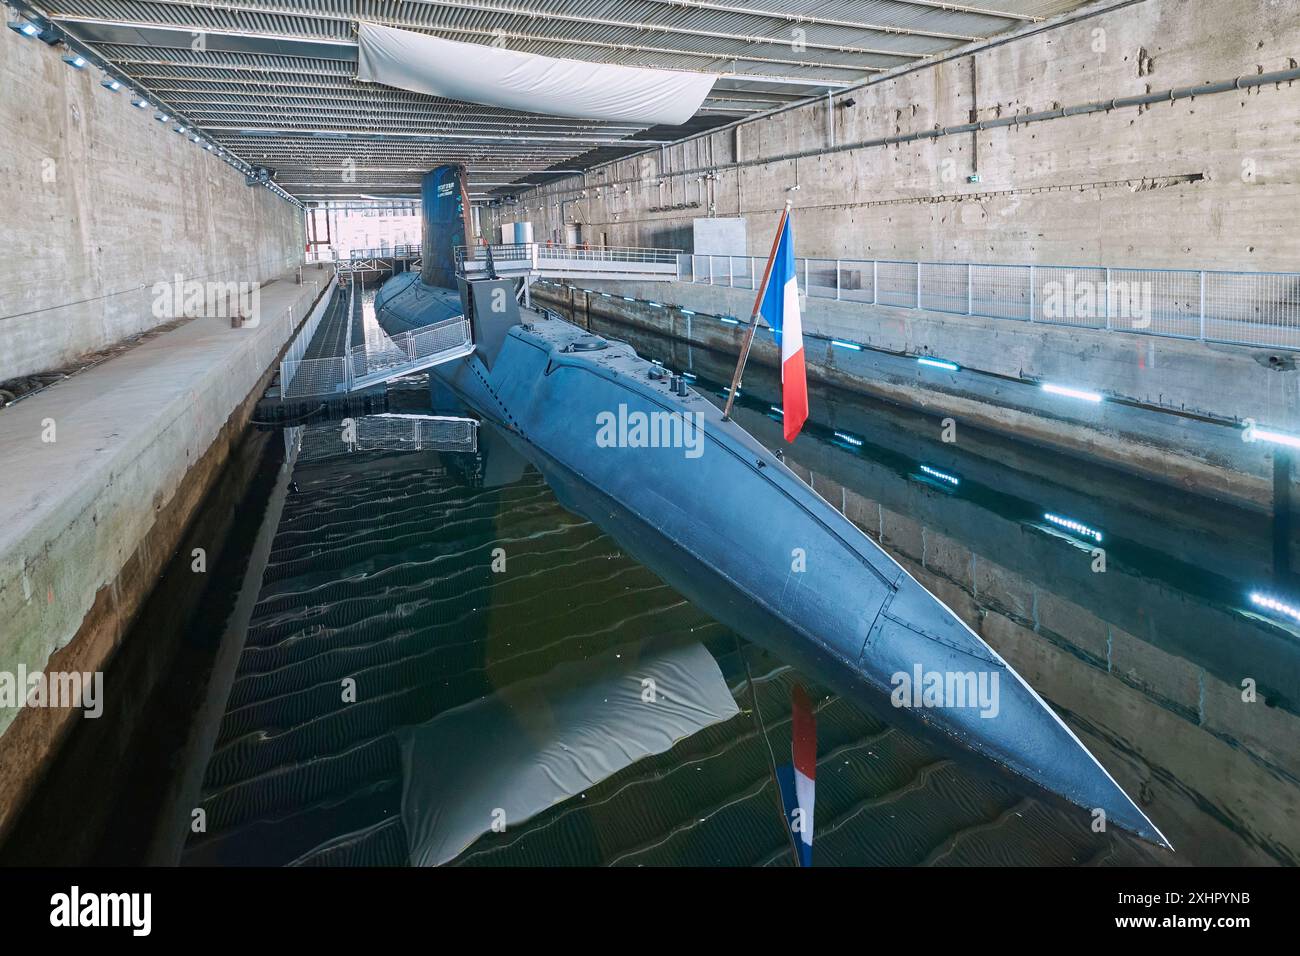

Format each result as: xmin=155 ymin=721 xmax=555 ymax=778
xmin=372 ymin=165 xmax=1171 ymax=849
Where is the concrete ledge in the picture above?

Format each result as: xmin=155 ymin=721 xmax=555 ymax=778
xmin=0 ymin=268 xmax=331 ymax=838
xmin=539 ymin=281 xmax=1292 ymax=506
xmin=559 ymin=279 xmax=1300 ymax=429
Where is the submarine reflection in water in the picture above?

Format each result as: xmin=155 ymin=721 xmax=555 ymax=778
xmin=370 ymin=267 xmax=1167 ymax=849
xmin=173 ymin=343 xmax=1300 ymax=865
xmin=175 ymin=411 xmax=1152 ymax=866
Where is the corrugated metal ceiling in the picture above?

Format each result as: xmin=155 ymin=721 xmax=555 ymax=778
xmin=20 ymin=0 xmax=1095 ymax=202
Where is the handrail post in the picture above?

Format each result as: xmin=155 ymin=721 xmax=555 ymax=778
xmin=1104 ymin=267 xmax=1112 ymax=329
xmin=1028 ymin=265 xmax=1035 ymax=322
xmin=1199 ymin=270 xmax=1206 ymax=339
xmin=916 ymin=261 xmax=922 ymax=309
xmin=966 ymin=262 xmax=973 ymax=314
xmin=872 ymin=261 xmax=878 ymax=305
xmin=835 ymin=259 xmax=841 ymax=300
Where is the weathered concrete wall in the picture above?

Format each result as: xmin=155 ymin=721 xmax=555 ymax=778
xmin=554 ymin=277 xmax=1299 ymax=431
xmin=0 ymin=27 xmax=304 ymax=382
xmin=487 ymin=0 xmax=1300 ymax=273
xmin=703 ymin=394 xmax=1300 ymax=864
xmin=0 ymin=270 xmax=332 ymax=841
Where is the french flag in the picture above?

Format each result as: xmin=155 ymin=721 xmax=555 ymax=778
xmin=759 ymin=213 xmax=808 ymax=442
xmin=775 ymin=683 xmax=816 ymax=866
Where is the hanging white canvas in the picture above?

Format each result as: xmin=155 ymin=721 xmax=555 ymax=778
xmin=356 ymin=21 xmax=716 ymax=126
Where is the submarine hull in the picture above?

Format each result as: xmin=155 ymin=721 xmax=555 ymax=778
xmin=373 ymin=267 xmax=1168 ymax=848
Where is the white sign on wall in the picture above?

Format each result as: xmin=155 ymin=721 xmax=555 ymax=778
xmin=693 ymin=218 xmax=747 ymax=256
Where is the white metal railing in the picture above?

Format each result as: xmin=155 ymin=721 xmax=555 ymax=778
xmin=536 ymin=243 xmax=680 ymax=264
xmin=283 ymin=415 xmax=477 ymax=466
xmin=310 ymin=244 xmax=421 ymax=261
xmin=677 ymin=254 xmax=1300 ymax=350
xmin=456 ymin=242 xmax=682 ymax=273
xmin=343 ymin=244 xmax=421 ymax=259
xmin=278 ymin=273 xmax=339 ymax=394
xmin=280 ymin=314 xmax=474 ymax=398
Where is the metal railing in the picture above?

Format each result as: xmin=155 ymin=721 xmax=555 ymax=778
xmin=280 ymin=314 xmax=474 ymax=398
xmin=349 ymin=315 xmax=474 ymax=389
xmin=343 ymin=244 xmax=421 ymax=259
xmin=309 ymin=244 xmax=421 ymax=262
xmin=289 ymin=414 xmax=479 ymax=463
xmin=278 ymin=274 xmax=338 ymax=394
xmin=678 ymin=254 xmax=1300 ymax=350
xmin=456 ymin=242 xmax=682 ymax=272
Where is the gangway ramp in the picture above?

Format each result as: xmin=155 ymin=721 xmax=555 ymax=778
xmin=278 ymin=283 xmax=472 ymax=399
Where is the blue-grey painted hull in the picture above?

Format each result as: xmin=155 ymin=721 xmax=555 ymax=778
xmin=376 ymin=277 xmax=1170 ymax=849
xmin=373 ymin=270 xmax=463 ymax=335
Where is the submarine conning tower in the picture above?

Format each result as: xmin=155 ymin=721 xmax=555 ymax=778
xmin=422 ymin=163 xmax=524 ymax=367
xmin=420 ymin=163 xmax=474 ymax=290
xmin=373 ymin=163 xmax=523 ymax=371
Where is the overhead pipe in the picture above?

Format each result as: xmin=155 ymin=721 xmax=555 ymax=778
xmin=512 ymin=66 xmax=1300 ymax=207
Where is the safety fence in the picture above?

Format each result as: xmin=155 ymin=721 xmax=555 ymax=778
xmin=457 ymin=242 xmax=681 ymax=268
xmin=287 ymin=414 xmax=479 ymax=464
xmin=276 ymin=274 xmax=338 ymax=395
xmin=678 ymin=255 xmax=1300 ymax=350
xmin=279 ymin=314 xmax=472 ymax=398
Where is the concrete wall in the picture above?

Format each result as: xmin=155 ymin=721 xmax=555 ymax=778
xmin=0 ymin=270 xmax=332 ymax=840
xmin=764 ymin=434 xmax=1300 ymax=866
xmin=0 ymin=27 xmax=304 ymax=383
xmin=487 ymin=0 xmax=1300 ymax=273
xmin=535 ymin=280 xmax=1294 ymax=507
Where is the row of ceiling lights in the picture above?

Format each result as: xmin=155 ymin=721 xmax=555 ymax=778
xmin=7 ymin=11 xmax=300 ymax=207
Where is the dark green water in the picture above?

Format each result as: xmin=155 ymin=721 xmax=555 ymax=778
xmin=5 ymin=316 xmax=1297 ymax=867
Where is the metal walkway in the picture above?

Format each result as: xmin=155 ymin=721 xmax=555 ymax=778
xmin=279 ymin=282 xmax=472 ymax=399
xmin=308 ymin=245 xmax=422 ymax=277
xmin=455 ymin=243 xmax=680 ymax=282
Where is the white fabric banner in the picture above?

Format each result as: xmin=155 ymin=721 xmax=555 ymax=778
xmin=356 ymin=21 xmax=716 ymax=126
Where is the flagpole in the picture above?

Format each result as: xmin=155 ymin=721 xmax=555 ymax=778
xmin=721 ymin=199 xmax=792 ymax=421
